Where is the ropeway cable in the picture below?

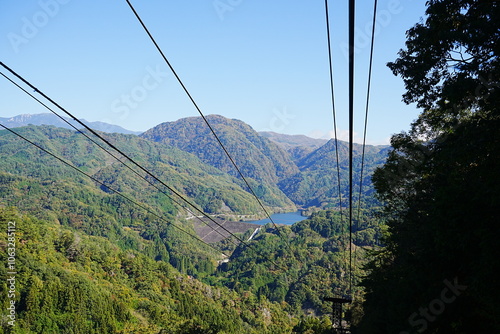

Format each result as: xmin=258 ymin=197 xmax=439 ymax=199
xmin=0 ymin=63 xmax=289 ymax=270
xmin=124 ymin=0 xmax=293 ymax=251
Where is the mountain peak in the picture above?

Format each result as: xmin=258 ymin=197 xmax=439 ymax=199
xmin=141 ymin=115 xmax=299 ymax=184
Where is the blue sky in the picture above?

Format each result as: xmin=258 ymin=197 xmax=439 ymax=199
xmin=0 ymin=0 xmax=427 ymax=145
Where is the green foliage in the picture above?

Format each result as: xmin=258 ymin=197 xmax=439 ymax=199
xmin=292 ymin=316 xmax=333 ymax=334
xmin=278 ymin=139 xmax=388 ymax=208
xmin=0 ymin=208 xmax=296 ymax=333
xmin=215 ymin=209 xmax=381 ymax=318
xmin=387 ymin=0 xmax=500 ymax=133
xmin=140 ymin=115 xmax=298 ymax=209
xmin=360 ymin=1 xmax=500 ymax=332
xmin=360 ymin=113 xmax=500 ymax=333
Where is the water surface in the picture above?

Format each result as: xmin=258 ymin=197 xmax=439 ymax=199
xmin=246 ymin=211 xmax=307 ymax=225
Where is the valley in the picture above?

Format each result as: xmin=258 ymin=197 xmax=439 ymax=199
xmin=0 ymin=113 xmax=385 ymax=333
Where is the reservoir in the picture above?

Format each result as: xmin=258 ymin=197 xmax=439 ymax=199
xmin=247 ymin=211 xmax=307 ymax=226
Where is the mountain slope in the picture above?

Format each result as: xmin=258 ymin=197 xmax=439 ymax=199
xmin=141 ymin=115 xmax=298 ymax=209
xmin=1 ymin=115 xmax=390 ymax=212
xmin=297 ymin=139 xmax=389 ymax=171
xmin=0 ymin=121 xmax=386 ymax=331
xmin=214 ymin=209 xmax=380 ymax=318
xmin=0 ymin=208 xmax=295 ymax=333
xmin=0 ymin=125 xmax=287 ymax=281
xmin=279 ymin=139 xmax=390 ymax=207
xmin=140 ymin=115 xmax=389 ymax=209
xmin=0 ymin=125 xmax=271 ymax=218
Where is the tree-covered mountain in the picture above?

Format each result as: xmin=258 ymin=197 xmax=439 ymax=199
xmin=0 ymin=125 xmax=269 ymax=217
xmin=0 ymin=118 xmax=388 ymax=332
xmin=141 ymin=115 xmax=299 ymax=183
xmin=0 ymin=124 xmax=381 ymax=333
xmin=279 ymin=139 xmax=390 ymax=207
xmin=0 ymin=125 xmax=279 ymax=277
xmin=140 ymin=115 xmax=299 ymax=211
xmin=1 ymin=114 xmax=390 ymax=213
xmin=140 ymin=115 xmax=388 ymax=211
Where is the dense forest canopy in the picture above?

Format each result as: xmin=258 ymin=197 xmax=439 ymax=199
xmin=0 ymin=208 xmax=297 ymax=333
xmin=359 ymin=0 xmax=500 ymax=332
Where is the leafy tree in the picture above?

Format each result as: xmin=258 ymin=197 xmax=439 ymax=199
xmin=387 ymin=0 xmax=500 ymax=135
xmin=359 ymin=0 xmax=500 ymax=332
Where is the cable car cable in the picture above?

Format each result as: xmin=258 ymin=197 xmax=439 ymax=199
xmin=124 ymin=0 xmax=292 ymax=251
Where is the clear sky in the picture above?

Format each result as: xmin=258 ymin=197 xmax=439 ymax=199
xmin=0 ymin=0 xmax=427 ymax=145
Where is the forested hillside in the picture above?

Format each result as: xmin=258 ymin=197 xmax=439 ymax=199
xmin=0 ymin=125 xmax=267 ymax=217
xmin=0 ymin=117 xmax=385 ymax=333
xmin=140 ymin=115 xmax=299 ymax=210
xmin=279 ymin=139 xmax=389 ymax=208
xmin=141 ymin=115 xmax=299 ymax=183
xmin=1 ymin=114 xmax=389 ymax=213
xmin=0 ymin=125 xmax=270 ymax=279
xmin=0 ymin=203 xmax=380 ymax=333
xmin=214 ymin=209 xmax=381 ymax=318
xmin=140 ymin=114 xmax=387 ymax=210
xmin=0 ymin=208 xmax=297 ymax=333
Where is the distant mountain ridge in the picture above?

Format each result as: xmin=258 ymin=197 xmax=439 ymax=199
xmin=259 ymin=131 xmax=328 ymax=150
xmin=0 ymin=113 xmax=141 ymax=135
xmin=259 ymin=131 xmax=329 ymax=162
xmin=140 ymin=114 xmax=389 ymax=209
xmin=1 ymin=113 xmax=390 ymax=210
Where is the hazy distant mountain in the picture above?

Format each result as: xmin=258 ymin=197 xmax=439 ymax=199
xmin=0 ymin=113 xmax=141 ymax=135
xmin=297 ymin=138 xmax=390 ymax=171
xmin=259 ymin=131 xmax=328 ymax=150
xmin=259 ymin=131 xmax=328 ymax=162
